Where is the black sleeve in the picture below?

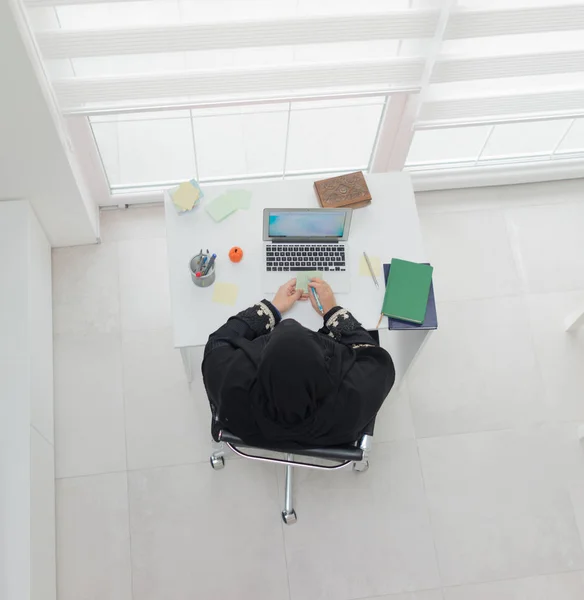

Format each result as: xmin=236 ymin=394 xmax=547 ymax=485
xmin=202 ymin=299 xmax=281 ymax=441
xmin=318 ymin=306 xmax=378 ymax=347
xmin=330 ymin=344 xmax=395 ymax=441
xmin=203 ymin=299 xmax=281 ymax=359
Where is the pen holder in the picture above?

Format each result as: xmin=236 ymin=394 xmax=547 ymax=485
xmin=190 ymin=253 xmax=216 ymax=287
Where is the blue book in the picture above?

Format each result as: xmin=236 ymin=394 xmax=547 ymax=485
xmin=383 ymin=263 xmax=438 ymax=330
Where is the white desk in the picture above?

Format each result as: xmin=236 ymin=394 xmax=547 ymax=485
xmin=165 ymin=172 xmax=433 ymax=383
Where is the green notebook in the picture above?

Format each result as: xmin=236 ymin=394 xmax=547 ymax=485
xmin=382 ymin=258 xmax=434 ymax=325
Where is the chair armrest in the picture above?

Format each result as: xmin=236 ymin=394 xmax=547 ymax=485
xmin=219 ymin=430 xmax=364 ymax=462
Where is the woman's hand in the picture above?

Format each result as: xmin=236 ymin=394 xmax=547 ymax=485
xmin=308 ymin=278 xmax=337 ymax=315
xmin=272 ymin=278 xmax=305 ymax=314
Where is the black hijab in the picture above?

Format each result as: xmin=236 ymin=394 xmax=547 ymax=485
xmin=224 ymin=319 xmax=358 ymax=445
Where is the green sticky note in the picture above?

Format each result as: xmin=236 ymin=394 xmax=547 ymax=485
xmin=206 ymin=190 xmax=252 ymax=222
xmin=230 ymin=189 xmax=252 ymax=209
xmin=206 ymin=194 xmax=238 ymax=222
xmin=295 ymin=271 xmax=323 ymax=293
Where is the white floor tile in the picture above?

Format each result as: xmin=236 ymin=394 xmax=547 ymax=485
xmin=537 ymin=423 xmax=584 ymax=554
xmin=374 ymin=380 xmax=415 ymax=443
xmin=100 ymin=206 xmax=166 ymax=243
xmin=418 ymin=429 xmax=584 ymax=587
xmin=443 ymin=571 xmax=584 ymax=600
xmin=283 ymin=441 xmax=440 ymax=600
xmin=56 ymin=473 xmax=132 ymax=600
xmin=416 ymin=180 xmax=584 ymax=214
xmin=54 ymin=333 xmax=127 ymax=478
xmin=526 ymin=291 xmax=584 ymax=421
xmin=360 ymin=592 xmax=443 ymax=600
xmin=506 ymin=200 xmax=584 ymax=293
xmin=128 ymin=462 xmax=289 ymax=600
xmin=52 ymin=243 xmax=120 ymax=335
xmin=408 ymin=297 xmax=547 ymax=438
xmin=122 ymin=329 xmax=212 ymax=470
xmin=117 ymin=118 xmax=196 ymax=185
xmin=419 ymin=210 xmax=520 ymax=302
xmin=118 ymin=238 xmax=171 ymax=331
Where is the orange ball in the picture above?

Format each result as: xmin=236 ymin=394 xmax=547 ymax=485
xmin=229 ymin=246 xmax=243 ymax=263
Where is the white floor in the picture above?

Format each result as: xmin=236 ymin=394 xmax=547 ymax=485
xmin=52 ymin=179 xmax=584 ymax=600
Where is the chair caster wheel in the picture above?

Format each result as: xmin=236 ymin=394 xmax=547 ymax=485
xmin=353 ymin=460 xmax=369 ymax=472
xmin=282 ymin=510 xmax=297 ymax=525
xmin=210 ymin=454 xmax=225 ymax=470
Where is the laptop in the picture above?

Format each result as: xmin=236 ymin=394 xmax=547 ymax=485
xmin=262 ymin=208 xmax=352 ymax=293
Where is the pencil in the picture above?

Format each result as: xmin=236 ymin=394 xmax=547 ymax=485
xmin=363 ymin=252 xmax=379 ymax=289
xmin=376 ymin=313 xmax=383 ymax=329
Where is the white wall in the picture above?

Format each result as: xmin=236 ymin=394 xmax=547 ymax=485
xmin=0 ymin=0 xmax=98 ymax=247
xmin=0 ymin=201 xmax=56 ymax=600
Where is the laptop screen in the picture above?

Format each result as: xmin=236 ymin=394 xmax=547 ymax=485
xmin=267 ymin=210 xmax=349 ymax=239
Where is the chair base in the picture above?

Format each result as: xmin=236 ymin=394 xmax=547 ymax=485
xmin=282 ymin=509 xmax=297 ymax=525
xmin=210 ymin=452 xmax=225 ymax=470
xmin=209 ymin=438 xmax=372 ymax=523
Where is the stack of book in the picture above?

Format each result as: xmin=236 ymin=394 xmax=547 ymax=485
xmin=381 ymin=259 xmax=437 ymax=330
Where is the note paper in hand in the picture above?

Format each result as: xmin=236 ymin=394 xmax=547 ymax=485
xmin=212 ymin=282 xmax=239 ymax=306
xmin=359 ymin=254 xmax=381 ymax=277
xmin=295 ymin=271 xmax=323 ymax=293
xmin=206 ymin=189 xmax=252 ymax=222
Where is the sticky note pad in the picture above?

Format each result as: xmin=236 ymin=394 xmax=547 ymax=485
xmin=359 ymin=255 xmax=381 ymax=277
xmin=206 ymin=189 xmax=252 ymax=222
xmin=295 ymin=271 xmax=323 ymax=293
xmin=231 ymin=189 xmax=251 ymax=209
xmin=206 ymin=194 xmax=238 ymax=222
xmin=212 ymin=282 xmax=239 ymax=306
xmin=171 ymin=180 xmax=201 ymax=211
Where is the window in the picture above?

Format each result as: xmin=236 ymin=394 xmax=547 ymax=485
xmin=23 ymin=0 xmax=584 ymax=202
xmin=89 ymin=98 xmax=385 ymax=190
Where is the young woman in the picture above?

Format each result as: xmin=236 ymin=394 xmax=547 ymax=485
xmin=202 ymin=278 xmax=395 ymax=447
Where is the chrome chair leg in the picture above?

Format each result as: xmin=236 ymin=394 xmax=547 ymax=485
xmin=209 ymin=450 xmax=225 ymax=471
xmin=281 ymin=453 xmax=297 ymax=525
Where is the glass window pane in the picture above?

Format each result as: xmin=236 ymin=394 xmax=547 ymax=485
xmin=114 ymin=117 xmax=196 ymax=185
xmin=90 ymin=121 xmax=120 ymax=186
xmin=193 ymin=105 xmax=288 ymax=180
xmin=285 ymin=101 xmax=383 ymax=173
xmin=555 ymin=118 xmax=584 ymax=154
xmin=479 ymin=120 xmax=571 ymax=160
xmin=406 ymin=126 xmax=492 ymax=166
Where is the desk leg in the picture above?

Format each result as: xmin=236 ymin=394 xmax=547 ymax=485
xmin=381 ymin=329 xmax=433 ymax=388
xmin=180 ymin=347 xmax=193 ymax=383
xmin=565 ymin=308 xmax=584 ymax=332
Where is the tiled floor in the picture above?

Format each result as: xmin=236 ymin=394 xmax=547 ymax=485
xmin=52 ymin=180 xmax=584 ymax=600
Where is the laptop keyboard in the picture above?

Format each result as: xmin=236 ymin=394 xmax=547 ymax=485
xmin=265 ymin=244 xmax=346 ymax=272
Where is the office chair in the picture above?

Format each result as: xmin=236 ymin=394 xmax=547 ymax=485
xmin=209 ymin=420 xmax=374 ymax=525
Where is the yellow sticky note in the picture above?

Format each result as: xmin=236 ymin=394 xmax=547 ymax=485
xmin=212 ymin=282 xmax=239 ymax=306
xmin=172 ymin=182 xmax=200 ymax=211
xmin=359 ymin=255 xmax=381 ymax=277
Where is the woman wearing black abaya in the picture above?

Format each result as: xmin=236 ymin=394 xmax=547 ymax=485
xmin=202 ymin=277 xmax=395 ymax=447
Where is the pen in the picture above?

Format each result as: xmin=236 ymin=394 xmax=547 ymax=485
xmin=202 ymin=253 xmax=217 ymax=276
xmin=310 ymin=285 xmax=324 ymax=314
xmin=363 ymin=251 xmax=379 ymax=289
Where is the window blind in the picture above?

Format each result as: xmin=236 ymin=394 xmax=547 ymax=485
xmin=24 ymin=0 xmax=584 ymax=120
